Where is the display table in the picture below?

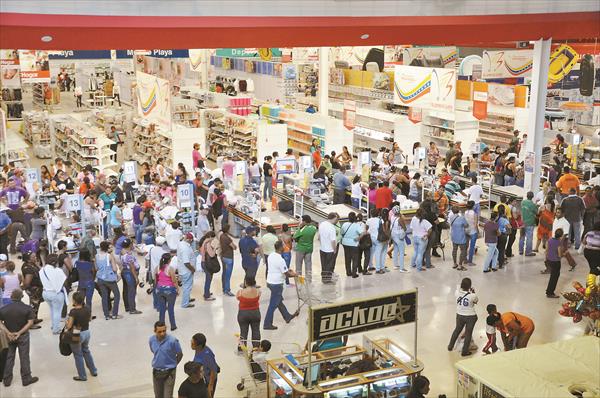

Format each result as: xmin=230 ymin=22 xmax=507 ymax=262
xmin=267 ymin=338 xmax=423 ymax=397
xmin=455 ymin=336 xmax=600 ymax=398
xmin=229 ymin=207 xmax=299 ymax=235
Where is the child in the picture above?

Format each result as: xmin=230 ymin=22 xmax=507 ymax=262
xmin=545 ymin=228 xmax=564 ymax=298
xmin=483 ymin=305 xmax=500 ymax=354
xmin=250 ymin=339 xmax=271 ymax=381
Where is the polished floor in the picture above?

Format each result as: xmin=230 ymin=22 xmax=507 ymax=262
xmin=3 ymin=237 xmax=595 ymax=398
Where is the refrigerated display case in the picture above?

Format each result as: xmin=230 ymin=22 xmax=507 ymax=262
xmin=266 ymin=338 xmax=423 ymax=398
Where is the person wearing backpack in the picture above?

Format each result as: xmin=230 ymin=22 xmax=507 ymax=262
xmin=367 ymin=208 xmax=391 ymax=274
xmin=390 ymin=206 xmax=409 ymax=273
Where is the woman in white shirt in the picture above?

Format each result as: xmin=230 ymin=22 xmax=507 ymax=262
xmin=447 ymin=277 xmax=478 ymax=357
xmin=464 ymin=200 xmax=479 ymax=265
xmin=390 ymin=206 xmax=409 ymax=272
xmin=409 ymin=209 xmax=432 ymax=271
xmin=40 ymin=253 xmax=67 ymax=334
xmin=408 ymin=173 xmax=422 ymax=202
xmin=350 ymin=176 xmax=364 ymax=209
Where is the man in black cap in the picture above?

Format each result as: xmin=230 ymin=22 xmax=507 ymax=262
xmin=0 ymin=289 xmax=39 ymax=387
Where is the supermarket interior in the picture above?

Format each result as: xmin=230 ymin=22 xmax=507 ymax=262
xmin=0 ymin=2 xmax=600 ymax=398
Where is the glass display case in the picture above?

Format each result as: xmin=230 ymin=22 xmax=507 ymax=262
xmin=267 ymin=338 xmax=424 ymax=398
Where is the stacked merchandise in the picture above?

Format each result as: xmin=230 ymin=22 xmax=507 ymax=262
xmin=205 ymin=110 xmax=257 ymax=162
xmin=131 ymin=118 xmax=174 ymax=171
xmin=88 ymin=108 xmax=130 ymax=138
xmin=1 ymin=88 xmax=24 ymax=120
xmin=227 ymin=97 xmax=252 ymax=116
xmin=477 ymin=113 xmax=515 ymax=148
xmin=172 ymin=103 xmax=200 ymax=127
xmin=32 ymin=83 xmax=45 ymax=109
xmin=23 ymin=111 xmax=52 ymax=158
xmin=51 ymin=115 xmax=116 ymax=172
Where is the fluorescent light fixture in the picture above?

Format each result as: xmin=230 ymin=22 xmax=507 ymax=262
xmin=360 ymin=34 xmax=370 ymax=40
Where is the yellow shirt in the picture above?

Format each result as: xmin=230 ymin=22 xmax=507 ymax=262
xmin=556 ymin=173 xmax=580 ymax=195
xmin=493 ymin=202 xmax=511 ymax=219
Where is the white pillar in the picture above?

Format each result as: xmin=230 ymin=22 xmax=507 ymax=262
xmin=318 ymin=47 xmax=330 ymax=116
xmin=201 ymin=49 xmax=209 ymax=90
xmin=524 ymin=38 xmax=551 ymax=196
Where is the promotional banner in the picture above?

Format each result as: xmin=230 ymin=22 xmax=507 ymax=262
xmin=215 ymin=48 xmax=281 ymax=58
xmin=18 ymin=50 xmax=50 ymax=83
xmin=482 ymin=50 xmax=533 ymax=79
xmin=402 ymin=46 xmax=458 ymax=69
xmin=394 ymin=65 xmax=456 ymax=112
xmin=48 ymin=50 xmax=112 ymax=60
xmin=0 ymin=49 xmax=20 ymax=88
xmin=472 ymin=82 xmax=488 ymax=120
xmin=135 ymin=71 xmax=171 ymax=128
xmin=188 ymin=49 xmax=204 ymax=72
xmin=309 ymin=290 xmax=417 ymax=341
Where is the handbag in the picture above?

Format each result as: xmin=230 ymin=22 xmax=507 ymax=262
xmin=59 ymin=328 xmax=72 ymax=356
xmin=359 ymin=233 xmax=372 ymax=250
xmin=377 ymin=219 xmax=390 ymax=242
xmin=204 ymin=254 xmax=221 ymax=274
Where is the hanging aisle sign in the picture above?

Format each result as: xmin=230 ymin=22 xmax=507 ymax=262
xmin=135 ymin=71 xmax=172 ymax=128
xmin=394 ymin=65 xmax=456 ymax=112
xmin=402 ymin=47 xmax=458 ymax=68
xmin=0 ymin=50 xmax=20 ymax=89
xmin=309 ymin=290 xmax=417 ymax=341
xmin=472 ymin=82 xmax=488 ymax=120
xmin=122 ymin=161 xmax=137 ymax=183
xmin=115 ymin=49 xmax=190 ymax=59
xmin=482 ymin=50 xmax=533 ymax=79
xmin=48 ymin=50 xmax=112 ymax=60
xmin=18 ymin=50 xmax=50 ymax=83
xmin=25 ymin=168 xmax=40 ymax=183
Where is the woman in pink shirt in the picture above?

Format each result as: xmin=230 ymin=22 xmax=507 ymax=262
xmin=192 ymin=143 xmax=205 ymax=170
xmin=155 ymin=253 xmax=179 ymax=330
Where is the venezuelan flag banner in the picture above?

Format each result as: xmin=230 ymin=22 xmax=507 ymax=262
xmin=482 ymin=50 xmax=533 ymax=79
xmin=394 ymin=65 xmax=456 ymax=112
xmin=135 ymin=71 xmax=171 ymax=128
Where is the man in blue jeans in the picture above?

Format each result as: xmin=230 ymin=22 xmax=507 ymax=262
xmin=177 ymin=233 xmax=196 ymax=308
xmin=264 ymin=241 xmax=299 ymax=330
xmin=483 ymin=212 xmax=500 ymax=272
xmin=520 ymin=191 xmax=538 ymax=256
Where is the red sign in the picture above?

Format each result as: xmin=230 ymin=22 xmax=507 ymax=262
xmin=472 ymin=90 xmax=488 ymax=120
xmin=408 ymin=107 xmax=422 ymax=124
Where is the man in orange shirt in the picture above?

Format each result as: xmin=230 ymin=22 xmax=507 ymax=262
xmin=433 ymin=185 xmax=449 ymax=216
xmin=374 ymin=181 xmax=393 ymax=210
xmin=312 ymin=145 xmax=322 ymax=170
xmin=489 ymin=304 xmax=535 ymax=350
xmin=556 ymin=166 xmax=580 ymax=196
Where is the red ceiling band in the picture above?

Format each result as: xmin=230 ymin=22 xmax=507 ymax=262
xmin=0 ymin=12 xmax=598 ymax=49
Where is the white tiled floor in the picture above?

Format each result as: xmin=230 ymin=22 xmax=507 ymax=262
xmin=3 ymin=239 xmax=594 ymax=398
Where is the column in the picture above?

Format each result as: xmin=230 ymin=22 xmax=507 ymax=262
xmin=318 ymin=47 xmax=330 ymax=116
xmin=523 ymin=38 xmax=551 ymax=196
xmin=201 ymin=49 xmax=210 ymax=90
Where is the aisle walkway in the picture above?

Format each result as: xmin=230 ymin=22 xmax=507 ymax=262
xmin=4 ymin=236 xmax=591 ymax=398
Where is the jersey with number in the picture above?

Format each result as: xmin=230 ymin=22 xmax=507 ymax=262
xmin=0 ymin=187 xmax=27 ymax=210
xmin=455 ymin=289 xmax=478 ymax=316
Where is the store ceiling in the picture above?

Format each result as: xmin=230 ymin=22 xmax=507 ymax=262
xmin=0 ymin=11 xmax=598 ymax=50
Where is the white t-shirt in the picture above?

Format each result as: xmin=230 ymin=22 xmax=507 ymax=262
xmin=266 ymin=252 xmax=288 ymax=285
xmin=145 ymin=244 xmax=168 ymax=274
xmin=455 ymin=288 xmax=478 ymax=316
xmin=465 ymin=184 xmax=484 ymax=204
xmin=409 ymin=217 xmax=432 ymax=238
xmin=464 ymin=209 xmax=478 ymax=234
xmin=366 ymin=217 xmax=381 ymax=240
xmin=552 ymin=217 xmax=570 ymax=236
xmin=165 ymin=226 xmax=183 ymax=251
xmin=40 ymin=265 xmax=67 ymax=292
xmin=318 ymin=221 xmax=337 ymax=253
xmin=351 ymin=182 xmax=363 ymax=199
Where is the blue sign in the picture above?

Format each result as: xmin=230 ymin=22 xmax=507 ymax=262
xmin=115 ymin=49 xmax=189 ymax=59
xmin=48 ymin=50 xmax=112 ymax=60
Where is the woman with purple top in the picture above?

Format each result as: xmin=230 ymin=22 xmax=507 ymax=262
xmin=545 ymin=229 xmax=564 ymax=298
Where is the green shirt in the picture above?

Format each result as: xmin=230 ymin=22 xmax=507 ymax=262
xmin=293 ymin=224 xmax=317 ymax=253
xmin=521 ymin=200 xmax=538 ymax=227
xmin=260 ymin=233 xmax=279 ymax=255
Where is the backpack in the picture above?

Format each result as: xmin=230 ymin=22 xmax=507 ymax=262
xmin=377 ymin=219 xmax=390 ymax=242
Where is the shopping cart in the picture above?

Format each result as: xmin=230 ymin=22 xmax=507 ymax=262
xmin=294 ymin=271 xmax=341 ymax=312
xmin=234 ymin=336 xmax=302 ymax=397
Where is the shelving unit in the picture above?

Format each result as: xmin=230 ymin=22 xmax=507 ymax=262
xmin=32 ymin=83 xmax=45 ymax=109
xmin=477 ymin=113 xmax=516 ymax=148
xmin=172 ymin=104 xmax=200 ymax=127
xmin=1 ymin=88 xmax=24 ymax=121
xmin=4 ymin=130 xmax=30 ymax=167
xmin=50 ymin=114 xmax=117 ymax=173
xmin=23 ymin=110 xmax=52 ymax=158
xmin=420 ymin=110 xmax=480 ymax=160
xmin=421 ymin=115 xmax=456 ymax=157
xmin=204 ymin=110 xmax=258 ymax=161
xmin=329 ymin=84 xmax=394 ymax=103
xmin=88 ymin=108 xmax=130 ymax=140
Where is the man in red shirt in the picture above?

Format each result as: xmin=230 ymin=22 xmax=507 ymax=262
xmin=375 ymin=181 xmax=393 ymax=209
xmin=312 ymin=146 xmax=322 ymax=170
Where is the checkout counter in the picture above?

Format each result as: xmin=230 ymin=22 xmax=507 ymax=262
xmin=267 ymin=337 xmax=423 ymax=397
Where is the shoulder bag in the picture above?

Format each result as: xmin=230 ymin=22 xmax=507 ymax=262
xmin=203 ymin=241 xmax=221 ymax=274
xmin=377 ymin=218 xmax=391 ymax=242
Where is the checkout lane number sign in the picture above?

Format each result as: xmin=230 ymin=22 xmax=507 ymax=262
xmin=177 ymin=184 xmax=194 ymax=209
xmin=309 ymin=290 xmax=417 ymax=342
xmin=66 ymin=194 xmax=82 ymax=212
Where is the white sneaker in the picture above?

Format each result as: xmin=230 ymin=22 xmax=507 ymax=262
xmin=399 ymin=269 xmax=409 ymax=273
xmin=393 ymin=266 xmax=400 ymax=270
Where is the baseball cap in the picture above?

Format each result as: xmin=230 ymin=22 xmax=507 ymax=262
xmin=155 ymin=236 xmax=166 ymax=246
xmin=245 ymin=226 xmax=256 ymax=234
xmin=0 ymin=254 xmax=7 ymax=261
xmin=184 ymin=232 xmax=194 ymax=240
xmin=143 ymin=201 xmax=154 ymax=209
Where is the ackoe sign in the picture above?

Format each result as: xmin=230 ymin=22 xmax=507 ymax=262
xmin=309 ymin=290 xmax=417 ymax=341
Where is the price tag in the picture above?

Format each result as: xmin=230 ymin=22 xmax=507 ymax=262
xmin=177 ymin=184 xmax=194 ymax=208
xmin=66 ymin=194 xmax=82 ymax=212
xmin=25 ymin=168 xmax=40 ymax=183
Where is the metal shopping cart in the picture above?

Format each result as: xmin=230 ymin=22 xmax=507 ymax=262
xmin=234 ymin=336 xmax=302 ymax=397
xmin=294 ymin=271 xmax=341 ymax=312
